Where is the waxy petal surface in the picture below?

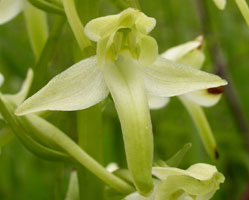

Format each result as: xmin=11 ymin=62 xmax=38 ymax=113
xmin=143 ymin=57 xmax=227 ymax=98
xmin=103 ymin=54 xmax=153 ymax=195
xmin=16 ymin=56 xmax=109 ymax=115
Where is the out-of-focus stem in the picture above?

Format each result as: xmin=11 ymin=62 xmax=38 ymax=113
xmin=234 ymin=0 xmax=249 ymax=26
xmin=195 ymin=0 xmax=249 ymax=150
xmin=32 ymin=16 xmax=65 ymax=92
xmin=77 ymin=104 xmax=104 ymax=200
xmin=24 ymin=1 xmax=48 ymax=60
xmin=180 ymin=96 xmax=218 ymax=160
xmin=62 ymin=0 xmax=92 ymax=53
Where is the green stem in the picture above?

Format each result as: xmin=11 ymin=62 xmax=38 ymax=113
xmin=62 ymin=0 xmax=92 ymax=52
xmin=0 ymin=95 xmax=133 ymax=193
xmin=28 ymin=0 xmax=65 ymax=15
xmin=71 ymin=1 xmax=104 ymax=198
xmin=77 ymin=104 xmax=104 ymax=200
xmin=32 ymin=16 xmax=65 ymax=92
xmin=179 ymin=96 xmax=218 ymax=160
xmin=234 ymin=0 xmax=249 ymax=26
xmin=24 ymin=1 xmax=48 ymax=60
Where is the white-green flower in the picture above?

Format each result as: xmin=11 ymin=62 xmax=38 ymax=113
xmin=149 ymin=36 xmax=224 ymax=160
xmin=125 ymin=163 xmax=225 ymax=200
xmin=16 ymin=8 xmax=227 ymax=195
xmin=150 ymin=36 xmax=223 ymax=110
xmin=0 ymin=0 xmax=23 ymax=24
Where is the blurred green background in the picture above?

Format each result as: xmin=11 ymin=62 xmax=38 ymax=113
xmin=0 ymin=0 xmax=249 ymax=199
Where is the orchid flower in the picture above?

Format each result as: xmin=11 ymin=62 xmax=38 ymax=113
xmin=149 ymin=36 xmax=224 ymax=159
xmin=16 ymin=8 xmax=227 ymax=195
xmin=125 ymin=163 xmax=225 ymax=200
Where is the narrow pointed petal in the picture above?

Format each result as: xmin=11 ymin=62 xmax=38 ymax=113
xmin=6 ymin=69 xmax=34 ymax=106
xmin=143 ymin=57 xmax=227 ymax=98
xmin=0 ymin=0 xmax=23 ymax=24
xmin=179 ymin=96 xmax=219 ymax=160
xmin=103 ymin=54 xmax=153 ymax=195
xmin=184 ymin=88 xmax=223 ymax=107
xmin=212 ymin=0 xmax=226 ymax=10
xmin=16 ymin=56 xmax=109 ymax=115
xmin=161 ymin=38 xmax=202 ymax=63
xmin=148 ymin=94 xmax=169 ymax=110
xmin=235 ymin=0 xmax=249 ymax=26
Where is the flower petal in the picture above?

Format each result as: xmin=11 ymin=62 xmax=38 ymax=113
xmin=184 ymin=88 xmax=222 ymax=107
xmin=0 ymin=0 xmax=23 ymax=24
xmin=153 ymin=163 xmax=221 ymax=181
xmin=161 ymin=36 xmax=204 ymax=69
xmin=148 ymin=94 xmax=169 ymax=110
xmin=161 ymin=39 xmax=202 ymax=62
xmin=16 ymin=56 xmax=109 ymax=115
xmin=153 ymin=164 xmax=225 ymax=200
xmin=155 ymin=173 xmax=223 ymax=200
xmin=103 ymin=54 xmax=153 ymax=195
xmin=84 ymin=15 xmax=119 ymax=42
xmin=84 ymin=8 xmax=156 ymax=42
xmin=6 ymin=69 xmax=34 ymax=106
xmin=212 ymin=0 xmax=226 ymax=10
xmin=135 ymin=12 xmax=156 ymax=34
xmin=138 ymin=35 xmax=158 ymax=66
xmin=0 ymin=73 xmax=4 ymax=87
xmin=143 ymin=56 xmax=227 ymax=98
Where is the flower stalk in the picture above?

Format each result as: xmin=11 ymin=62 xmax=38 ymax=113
xmin=180 ymin=96 xmax=218 ymax=160
xmin=62 ymin=0 xmax=92 ymax=53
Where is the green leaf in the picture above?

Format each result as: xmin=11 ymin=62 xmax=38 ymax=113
xmin=0 ymin=0 xmax=23 ymax=24
xmin=0 ymin=94 xmax=70 ymax=162
xmin=65 ymin=171 xmax=79 ymax=200
xmin=166 ymin=143 xmax=192 ymax=167
xmin=103 ymin=54 xmax=153 ymax=195
xmin=16 ymin=56 xmax=109 ymax=115
xmin=28 ymin=0 xmax=65 ymax=15
xmin=143 ymin=56 xmax=227 ymax=98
